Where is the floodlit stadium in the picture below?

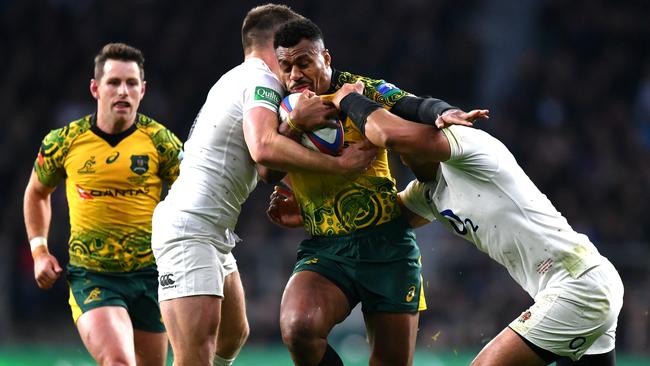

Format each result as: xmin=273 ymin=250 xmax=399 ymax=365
xmin=1 ymin=1 xmax=648 ymax=365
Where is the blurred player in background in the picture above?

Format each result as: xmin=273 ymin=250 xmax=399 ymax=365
xmin=150 ymin=5 xmax=375 ymax=366
xmin=270 ymin=18 xmax=482 ymax=366
xmin=271 ymin=81 xmax=624 ymax=366
xmin=23 ymin=43 xmax=183 ymax=366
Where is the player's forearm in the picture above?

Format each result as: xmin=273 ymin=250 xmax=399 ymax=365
xmin=252 ymin=134 xmax=341 ymax=174
xmin=277 ymin=120 xmax=303 ymax=142
xmin=391 ymin=95 xmax=457 ymax=126
xmin=365 ymin=109 xmax=451 ymax=161
xmin=23 ymin=189 xmax=52 ymax=240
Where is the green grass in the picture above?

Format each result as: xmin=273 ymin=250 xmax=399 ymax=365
xmin=0 ymin=345 xmax=647 ymax=366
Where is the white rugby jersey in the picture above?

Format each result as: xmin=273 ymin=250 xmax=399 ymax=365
xmin=162 ymin=58 xmax=283 ymax=231
xmin=400 ymin=125 xmax=603 ymax=297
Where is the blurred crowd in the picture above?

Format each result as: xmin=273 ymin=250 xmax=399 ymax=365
xmin=1 ymin=0 xmax=648 ymax=356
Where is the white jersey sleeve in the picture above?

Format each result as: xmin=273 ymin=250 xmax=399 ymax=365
xmin=242 ymin=69 xmax=283 ymax=114
xmin=400 ymin=180 xmax=436 ymax=222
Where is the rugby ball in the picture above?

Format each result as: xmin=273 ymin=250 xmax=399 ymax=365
xmin=279 ymin=93 xmax=344 ymax=156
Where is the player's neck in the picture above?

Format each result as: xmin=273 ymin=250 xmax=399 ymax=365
xmin=246 ymin=48 xmax=280 ymax=76
xmin=96 ymin=113 xmax=136 ymax=134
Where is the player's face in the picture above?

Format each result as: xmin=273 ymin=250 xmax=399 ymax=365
xmin=90 ymin=59 xmax=146 ymax=124
xmin=276 ymin=39 xmax=332 ymax=95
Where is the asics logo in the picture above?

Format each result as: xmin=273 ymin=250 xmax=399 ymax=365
xmin=106 ymin=151 xmax=120 ymax=164
xmin=159 ymin=273 xmax=176 ymax=287
xmin=405 ymin=285 xmax=417 ymax=302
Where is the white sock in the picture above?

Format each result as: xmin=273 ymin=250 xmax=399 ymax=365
xmin=213 ymin=354 xmax=236 ymax=366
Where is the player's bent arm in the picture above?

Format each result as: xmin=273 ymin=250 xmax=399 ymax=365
xmin=243 ymin=107 xmax=370 ymax=175
xmin=333 ymin=87 xmax=450 ymax=161
xmin=24 ymin=170 xmax=56 ymax=244
xmin=23 ymin=170 xmax=62 ymax=289
xmin=365 ymin=108 xmax=451 ymax=162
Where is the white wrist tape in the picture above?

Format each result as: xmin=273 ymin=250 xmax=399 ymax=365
xmin=29 ymin=236 xmax=48 ymax=251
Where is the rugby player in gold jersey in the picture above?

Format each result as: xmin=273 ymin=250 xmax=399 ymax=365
xmin=23 ymin=43 xmax=182 ymax=366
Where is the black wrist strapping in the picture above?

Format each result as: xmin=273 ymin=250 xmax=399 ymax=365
xmin=391 ymin=95 xmax=457 ymax=126
xmin=339 ymin=93 xmax=382 ymax=134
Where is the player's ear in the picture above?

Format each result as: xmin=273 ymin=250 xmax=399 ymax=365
xmin=322 ymin=48 xmax=331 ymax=67
xmin=141 ymin=80 xmax=147 ymax=98
xmin=90 ymin=79 xmax=99 ymax=99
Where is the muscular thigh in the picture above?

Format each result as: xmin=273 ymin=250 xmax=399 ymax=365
xmin=281 ymin=271 xmax=351 ymax=330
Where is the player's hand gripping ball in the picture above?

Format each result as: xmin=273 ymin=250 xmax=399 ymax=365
xmin=279 ymin=93 xmax=344 ymax=156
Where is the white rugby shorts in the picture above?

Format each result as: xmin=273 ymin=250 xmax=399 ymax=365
xmin=509 ymin=259 xmax=624 ymax=361
xmin=152 ymin=202 xmax=240 ymax=302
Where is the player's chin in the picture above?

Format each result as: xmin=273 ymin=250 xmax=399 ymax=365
xmin=112 ymin=110 xmax=133 ymax=122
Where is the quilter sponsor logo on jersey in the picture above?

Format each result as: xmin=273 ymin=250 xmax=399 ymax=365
xmin=159 ymin=273 xmax=176 ymax=289
xmin=76 ymin=184 xmax=150 ymax=199
xmin=254 ymin=86 xmax=281 ymax=107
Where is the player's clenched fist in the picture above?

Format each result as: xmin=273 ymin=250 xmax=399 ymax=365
xmin=32 ymin=249 xmax=63 ymax=289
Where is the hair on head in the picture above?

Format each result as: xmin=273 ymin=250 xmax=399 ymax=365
xmin=242 ymin=3 xmax=303 ymax=53
xmin=274 ymin=18 xmax=324 ymax=49
xmin=94 ymin=42 xmax=145 ymax=81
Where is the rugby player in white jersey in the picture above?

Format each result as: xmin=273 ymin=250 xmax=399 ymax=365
xmin=268 ymin=82 xmax=624 ymax=366
xmin=150 ymin=6 xmax=376 ymax=366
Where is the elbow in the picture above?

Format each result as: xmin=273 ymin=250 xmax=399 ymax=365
xmin=249 ymin=141 xmax=275 ymax=166
xmin=382 ymin=133 xmax=400 ymax=151
xmin=365 ymin=122 xmax=392 ymax=149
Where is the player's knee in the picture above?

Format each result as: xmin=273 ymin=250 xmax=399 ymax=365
xmin=217 ymin=323 xmax=250 ymax=359
xmin=224 ymin=321 xmax=250 ymax=352
xmin=280 ymin=313 xmax=321 ymax=347
xmin=96 ymin=351 xmax=134 ymax=366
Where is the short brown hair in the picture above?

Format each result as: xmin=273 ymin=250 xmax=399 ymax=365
xmin=94 ymin=43 xmax=145 ymax=81
xmin=241 ymin=4 xmax=302 ymax=54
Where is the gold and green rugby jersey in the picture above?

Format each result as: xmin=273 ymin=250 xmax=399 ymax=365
xmin=289 ymin=70 xmax=410 ymax=236
xmin=34 ymin=114 xmax=182 ymax=272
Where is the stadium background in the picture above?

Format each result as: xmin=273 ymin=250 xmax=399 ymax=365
xmin=0 ymin=0 xmax=648 ymax=364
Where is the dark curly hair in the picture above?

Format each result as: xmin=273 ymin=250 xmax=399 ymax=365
xmin=273 ymin=18 xmax=324 ymax=49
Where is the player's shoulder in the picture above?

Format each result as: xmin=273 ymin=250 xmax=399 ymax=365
xmin=334 ymin=69 xmax=408 ymax=107
xmin=222 ymin=58 xmax=283 ymax=94
xmin=134 ymin=113 xmax=183 ymax=152
xmin=240 ymin=58 xmax=280 ymax=83
xmin=42 ymin=114 xmax=93 ymax=146
xmin=134 ymin=113 xmax=171 ymax=134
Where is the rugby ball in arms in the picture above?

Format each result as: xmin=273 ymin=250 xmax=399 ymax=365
xmin=279 ymin=93 xmax=344 ymax=156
